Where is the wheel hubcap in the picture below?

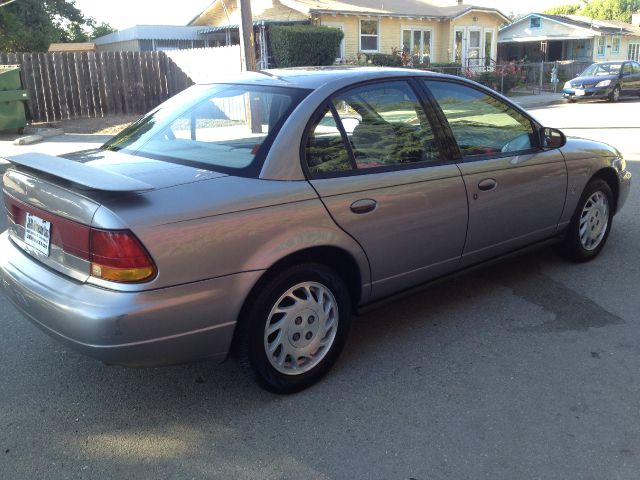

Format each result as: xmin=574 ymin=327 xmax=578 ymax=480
xmin=579 ymin=191 xmax=609 ymax=251
xmin=264 ymin=281 xmax=339 ymax=375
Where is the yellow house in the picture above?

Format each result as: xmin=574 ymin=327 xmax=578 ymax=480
xmin=499 ymin=13 xmax=640 ymax=63
xmin=189 ymin=0 xmax=510 ymax=65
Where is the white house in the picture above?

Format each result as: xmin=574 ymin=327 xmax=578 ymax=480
xmin=498 ymin=13 xmax=640 ymax=63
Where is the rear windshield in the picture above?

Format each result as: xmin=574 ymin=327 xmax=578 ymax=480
xmin=102 ymin=83 xmax=310 ymax=176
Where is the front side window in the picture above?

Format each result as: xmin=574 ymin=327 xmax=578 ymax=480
xmin=103 ymin=84 xmax=308 ymax=175
xmin=424 ymin=80 xmax=536 ymax=158
xmin=360 ymin=19 xmax=379 ymax=51
xmin=305 ymin=81 xmax=441 ymax=176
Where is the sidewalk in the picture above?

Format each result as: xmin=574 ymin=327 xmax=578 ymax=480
xmin=509 ymin=92 xmax=565 ymax=109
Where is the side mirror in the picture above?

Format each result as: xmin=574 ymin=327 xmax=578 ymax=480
xmin=540 ymin=127 xmax=566 ymax=149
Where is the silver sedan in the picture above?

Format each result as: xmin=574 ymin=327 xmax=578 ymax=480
xmin=0 ymin=67 xmax=632 ymax=392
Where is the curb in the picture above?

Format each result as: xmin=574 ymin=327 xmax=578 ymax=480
xmin=13 ymin=134 xmax=44 ymax=146
xmin=513 ymin=98 xmax=565 ymax=109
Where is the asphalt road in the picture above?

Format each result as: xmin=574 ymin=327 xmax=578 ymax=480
xmin=1 ymin=100 xmax=640 ymax=479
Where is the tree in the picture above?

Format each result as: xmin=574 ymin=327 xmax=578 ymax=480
xmin=88 ymin=21 xmax=116 ymax=40
xmin=0 ymin=0 xmax=115 ymax=51
xmin=544 ymin=4 xmax=582 ymax=15
xmin=581 ymin=0 xmax=640 ymax=22
xmin=544 ymin=0 xmax=640 ymax=22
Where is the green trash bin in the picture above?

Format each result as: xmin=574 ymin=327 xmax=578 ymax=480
xmin=0 ymin=65 xmax=29 ymax=132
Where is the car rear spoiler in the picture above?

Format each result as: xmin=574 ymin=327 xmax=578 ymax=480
xmin=3 ymin=153 xmax=154 ymax=192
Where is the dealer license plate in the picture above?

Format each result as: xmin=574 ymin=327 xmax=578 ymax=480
xmin=24 ymin=212 xmax=51 ymax=256
xmin=575 ymin=89 xmax=585 ymax=96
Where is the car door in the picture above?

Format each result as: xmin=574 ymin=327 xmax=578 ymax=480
xmin=422 ymin=79 xmax=567 ymax=268
xmin=304 ymin=79 xmax=468 ymax=300
xmin=631 ymin=62 xmax=640 ymax=94
xmin=621 ymin=62 xmax=634 ymax=95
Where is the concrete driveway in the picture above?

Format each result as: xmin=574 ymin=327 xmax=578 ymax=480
xmin=1 ymin=101 xmax=640 ymax=479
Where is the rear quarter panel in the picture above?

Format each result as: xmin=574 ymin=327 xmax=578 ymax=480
xmin=102 ymin=176 xmax=371 ymax=300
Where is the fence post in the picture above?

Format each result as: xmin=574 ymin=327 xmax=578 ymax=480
xmin=539 ymin=61 xmax=544 ymax=94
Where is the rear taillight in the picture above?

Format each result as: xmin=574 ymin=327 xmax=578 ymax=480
xmin=89 ymin=229 xmax=156 ymax=283
xmin=5 ymin=194 xmax=156 ymax=283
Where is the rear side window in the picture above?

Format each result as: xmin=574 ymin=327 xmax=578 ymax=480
xmin=305 ymin=80 xmax=441 ymax=176
xmin=306 ymin=108 xmax=354 ymax=174
xmin=424 ymin=80 xmax=536 ymax=158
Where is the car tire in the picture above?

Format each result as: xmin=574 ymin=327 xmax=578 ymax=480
xmin=558 ymin=179 xmax=614 ymax=262
xmin=609 ymin=86 xmax=621 ymax=103
xmin=238 ymin=263 xmax=352 ymax=393
xmin=567 ymin=98 xmax=576 ymax=104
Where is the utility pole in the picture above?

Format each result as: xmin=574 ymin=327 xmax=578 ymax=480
xmin=238 ymin=0 xmax=257 ymax=72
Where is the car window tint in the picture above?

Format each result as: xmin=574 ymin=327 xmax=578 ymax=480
xmin=633 ymin=62 xmax=640 ymax=73
xmin=305 ymin=107 xmax=353 ymax=174
xmin=424 ymin=80 xmax=535 ymax=157
xmin=332 ymin=81 xmax=440 ymax=169
xmin=623 ymin=63 xmax=633 ymax=75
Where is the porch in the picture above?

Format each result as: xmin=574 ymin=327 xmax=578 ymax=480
xmin=498 ymin=38 xmax=594 ymax=63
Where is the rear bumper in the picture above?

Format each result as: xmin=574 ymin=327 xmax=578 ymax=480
xmin=0 ymin=231 xmax=262 ymax=366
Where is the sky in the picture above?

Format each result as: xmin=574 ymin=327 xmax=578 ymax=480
xmin=72 ymin=0 xmax=571 ymax=30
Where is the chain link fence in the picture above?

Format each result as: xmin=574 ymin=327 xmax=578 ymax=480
xmin=420 ymin=60 xmax=593 ymax=96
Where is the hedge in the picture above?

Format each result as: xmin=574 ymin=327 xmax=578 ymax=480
xmin=269 ymin=25 xmax=344 ymax=68
xmin=367 ymin=53 xmax=403 ymax=67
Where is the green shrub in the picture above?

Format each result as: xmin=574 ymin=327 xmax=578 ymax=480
xmin=269 ymin=25 xmax=343 ymax=68
xmin=367 ymin=53 xmax=403 ymax=67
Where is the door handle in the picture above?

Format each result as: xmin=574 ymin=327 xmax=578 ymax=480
xmin=478 ymin=178 xmax=497 ymax=191
xmin=350 ymin=199 xmax=377 ymax=214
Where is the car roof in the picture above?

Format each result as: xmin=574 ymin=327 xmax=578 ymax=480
xmin=203 ymin=66 xmax=444 ymax=90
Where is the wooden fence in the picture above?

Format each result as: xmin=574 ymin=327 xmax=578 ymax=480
xmin=0 ymin=51 xmax=194 ymax=123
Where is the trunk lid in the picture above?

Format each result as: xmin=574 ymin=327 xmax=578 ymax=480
xmin=2 ymin=149 xmax=226 ymax=283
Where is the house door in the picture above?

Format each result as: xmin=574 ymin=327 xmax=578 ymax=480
xmin=453 ymin=27 xmax=484 ymax=67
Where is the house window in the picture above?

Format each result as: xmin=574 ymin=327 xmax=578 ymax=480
xmin=454 ymin=29 xmax=463 ymax=63
xmin=612 ymin=35 xmax=621 ymax=54
xmin=530 ymin=17 xmax=541 ymax=28
xmin=629 ymin=43 xmax=640 ymax=61
xmin=360 ymin=19 xmax=379 ymax=52
xmin=484 ymin=30 xmax=493 ymax=66
xmin=597 ymin=35 xmax=606 ymax=57
xmin=401 ymin=28 xmax=432 ymax=63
